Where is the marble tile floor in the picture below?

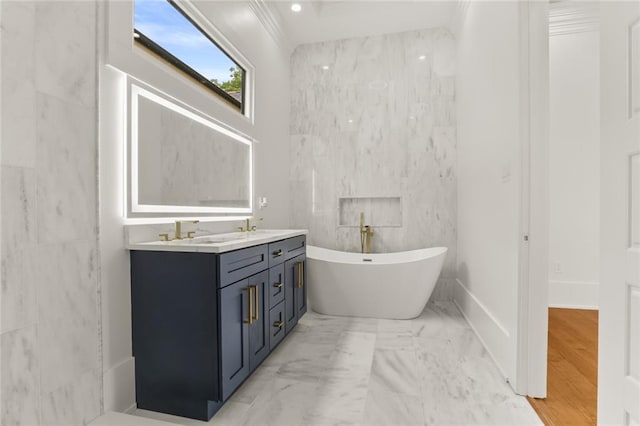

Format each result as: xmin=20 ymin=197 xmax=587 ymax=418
xmin=135 ymin=302 xmax=542 ymax=426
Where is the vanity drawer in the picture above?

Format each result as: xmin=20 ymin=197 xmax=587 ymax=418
xmin=268 ymin=263 xmax=285 ymax=309
xmin=269 ymin=301 xmax=286 ymax=351
xmin=218 ymin=244 xmax=268 ymax=288
xmin=268 ymin=236 xmax=306 ymax=266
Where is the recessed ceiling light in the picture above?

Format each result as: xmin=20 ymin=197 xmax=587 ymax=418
xmin=418 ymin=55 xmax=427 ymax=61
xmin=291 ymin=3 xmax=302 ymax=12
xmin=348 ymin=119 xmax=353 ymax=124
xmin=322 ymin=65 xmax=330 ymax=70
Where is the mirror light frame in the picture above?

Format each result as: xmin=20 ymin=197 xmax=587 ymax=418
xmin=126 ymin=81 xmax=254 ymax=219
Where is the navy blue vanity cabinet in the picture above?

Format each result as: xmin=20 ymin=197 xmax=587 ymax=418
xmin=130 ymin=251 xmax=220 ymax=421
xmin=130 ymin=234 xmax=306 ymax=422
xmin=284 ymin=254 xmax=307 ymax=333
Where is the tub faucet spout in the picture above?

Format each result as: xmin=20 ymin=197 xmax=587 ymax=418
xmin=359 ymin=212 xmax=374 ymax=253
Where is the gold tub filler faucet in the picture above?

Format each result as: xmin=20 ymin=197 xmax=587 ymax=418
xmin=359 ymin=212 xmax=374 ymax=254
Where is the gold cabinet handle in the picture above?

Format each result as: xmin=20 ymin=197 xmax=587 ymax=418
xmin=296 ymin=262 xmax=304 ymax=288
xmin=253 ymin=285 xmax=259 ymax=321
xmin=273 ymin=320 xmax=284 ymax=329
xmin=273 ymin=282 xmax=283 ymax=289
xmin=273 ymin=249 xmax=283 ymax=257
xmin=244 ymin=287 xmax=253 ymax=325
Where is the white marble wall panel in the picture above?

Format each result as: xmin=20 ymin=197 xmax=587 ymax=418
xmin=1 ymin=325 xmax=40 ymax=425
xmin=36 ymin=93 xmax=97 ymax=244
xmin=37 ymin=241 xmax=99 ymax=394
xmin=290 ymin=28 xmax=457 ymax=281
xmin=1 ymin=167 xmax=37 ymax=334
xmin=0 ymin=1 xmax=36 ymax=169
xmin=34 ymin=1 xmax=97 ymax=108
xmin=40 ymin=369 xmax=101 ymax=426
xmin=1 ymin=2 xmax=101 ymax=425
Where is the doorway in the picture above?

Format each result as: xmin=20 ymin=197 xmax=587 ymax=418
xmin=522 ymin=1 xmax=640 ymax=424
xmin=527 ymin=4 xmax=601 ymax=423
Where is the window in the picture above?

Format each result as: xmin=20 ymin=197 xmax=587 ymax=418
xmin=133 ymin=0 xmax=245 ymax=112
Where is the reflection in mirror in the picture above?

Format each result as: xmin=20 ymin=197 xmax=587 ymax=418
xmin=129 ymin=85 xmax=252 ymax=216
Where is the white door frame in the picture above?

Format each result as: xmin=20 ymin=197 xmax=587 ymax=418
xmin=515 ymin=0 xmax=549 ymax=398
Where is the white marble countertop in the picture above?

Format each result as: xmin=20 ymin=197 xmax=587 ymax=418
xmin=126 ymin=229 xmax=308 ymax=254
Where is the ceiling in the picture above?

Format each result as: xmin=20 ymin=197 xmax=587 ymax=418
xmin=266 ymin=1 xmax=458 ymax=47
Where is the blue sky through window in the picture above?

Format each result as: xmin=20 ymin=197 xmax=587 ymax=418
xmin=134 ymin=0 xmax=239 ymax=86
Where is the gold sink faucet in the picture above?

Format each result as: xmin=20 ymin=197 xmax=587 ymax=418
xmin=174 ymin=220 xmax=199 ymax=240
xmin=359 ymin=212 xmax=374 ymax=254
xmin=238 ymin=216 xmax=263 ymax=232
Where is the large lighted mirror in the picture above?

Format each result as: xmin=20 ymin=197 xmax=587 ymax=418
xmin=128 ymin=84 xmax=253 ymax=218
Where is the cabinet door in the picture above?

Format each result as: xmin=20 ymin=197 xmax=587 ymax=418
xmin=284 ymin=255 xmax=307 ymax=333
xmin=248 ymin=270 xmax=269 ymax=372
xmin=284 ymin=258 xmax=299 ymax=333
xmin=295 ymin=254 xmax=307 ymax=319
xmin=219 ymin=278 xmax=250 ymax=401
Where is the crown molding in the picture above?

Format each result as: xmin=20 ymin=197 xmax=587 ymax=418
xmin=549 ymin=1 xmax=599 ymax=37
xmin=248 ymin=0 xmax=294 ymax=53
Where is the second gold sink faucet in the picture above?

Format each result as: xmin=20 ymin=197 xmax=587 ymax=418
xmin=238 ymin=216 xmax=263 ymax=232
xmin=174 ymin=220 xmax=199 ymax=240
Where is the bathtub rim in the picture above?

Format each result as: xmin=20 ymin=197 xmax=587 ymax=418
xmin=306 ymin=245 xmax=447 ymax=265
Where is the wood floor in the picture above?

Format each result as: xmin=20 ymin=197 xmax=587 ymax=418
xmin=527 ymin=308 xmax=598 ymax=425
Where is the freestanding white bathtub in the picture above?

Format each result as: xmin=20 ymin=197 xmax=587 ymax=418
xmin=307 ymin=245 xmax=447 ymax=320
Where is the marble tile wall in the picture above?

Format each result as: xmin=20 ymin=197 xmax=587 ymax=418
xmin=289 ymin=28 xmax=457 ymax=284
xmin=1 ymin=2 xmax=101 ymax=425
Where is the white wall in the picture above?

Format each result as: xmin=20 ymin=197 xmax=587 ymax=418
xmin=454 ymin=1 xmax=522 ymax=385
xmin=99 ymin=1 xmax=292 ymax=413
xmin=548 ymin=30 xmax=600 ymax=309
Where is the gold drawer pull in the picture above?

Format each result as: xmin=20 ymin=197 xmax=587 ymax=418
xmin=273 ymin=249 xmax=283 ymax=257
xmin=274 ymin=320 xmax=284 ymax=329
xmin=273 ymin=282 xmax=284 ymax=289
xmin=252 ymin=285 xmax=259 ymax=321
xmin=243 ymin=287 xmax=253 ymax=325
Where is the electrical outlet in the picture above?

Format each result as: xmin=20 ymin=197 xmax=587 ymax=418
xmin=258 ymin=197 xmax=268 ymax=209
xmin=553 ymin=262 xmax=561 ymax=274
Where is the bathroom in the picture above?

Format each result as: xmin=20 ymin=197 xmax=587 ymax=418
xmin=1 ymin=1 xmax=638 ymax=425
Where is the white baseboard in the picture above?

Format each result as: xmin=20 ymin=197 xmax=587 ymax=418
xmin=548 ymin=280 xmax=598 ymax=310
xmin=103 ymin=356 xmax=136 ymax=414
xmin=453 ymin=279 xmax=514 ymax=385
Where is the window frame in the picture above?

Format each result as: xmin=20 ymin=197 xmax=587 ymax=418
xmin=133 ymin=0 xmax=246 ymax=113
